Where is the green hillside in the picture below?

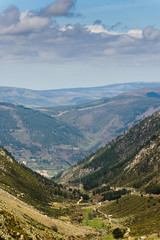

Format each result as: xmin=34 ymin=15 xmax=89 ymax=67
xmin=100 ymin=194 xmax=160 ymax=236
xmin=0 ymin=146 xmax=83 ymax=217
xmin=59 ymin=111 xmax=160 ymax=193
xmin=0 ymin=147 xmax=99 ymax=239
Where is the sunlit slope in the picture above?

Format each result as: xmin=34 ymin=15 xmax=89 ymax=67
xmin=0 ymin=147 xmax=96 ymax=239
xmin=0 ymin=146 xmax=81 ymax=215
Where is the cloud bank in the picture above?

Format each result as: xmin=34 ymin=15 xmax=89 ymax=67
xmin=0 ymin=3 xmax=159 ymax=66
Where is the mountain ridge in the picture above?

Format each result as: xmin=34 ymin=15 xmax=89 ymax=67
xmin=1 ymin=82 xmax=160 ymax=107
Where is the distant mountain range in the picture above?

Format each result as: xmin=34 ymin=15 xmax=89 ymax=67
xmin=1 ymin=82 xmax=160 ymax=107
xmin=58 ymin=111 xmax=160 ymax=194
xmin=0 ymin=87 xmax=160 ymax=176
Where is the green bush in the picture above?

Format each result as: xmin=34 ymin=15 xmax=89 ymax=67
xmin=112 ymin=228 xmax=124 ymax=239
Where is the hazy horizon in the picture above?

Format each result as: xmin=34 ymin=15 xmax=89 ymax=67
xmin=0 ymin=81 xmax=160 ymax=91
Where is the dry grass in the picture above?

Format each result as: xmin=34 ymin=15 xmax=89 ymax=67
xmin=0 ymin=188 xmax=96 ymax=239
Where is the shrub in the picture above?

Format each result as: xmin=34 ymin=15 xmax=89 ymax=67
xmin=51 ymin=224 xmax=58 ymax=232
xmin=112 ymin=228 xmax=124 ymax=239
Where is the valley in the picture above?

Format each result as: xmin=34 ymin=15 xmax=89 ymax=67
xmin=1 ymin=87 xmax=160 ymax=176
xmin=1 ymin=0 xmax=160 ymax=237
xmin=1 ymin=162 xmax=160 ymax=240
xmin=1 ymin=83 xmax=160 ymax=239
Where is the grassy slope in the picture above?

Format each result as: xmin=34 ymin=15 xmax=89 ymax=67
xmin=100 ymin=194 xmax=160 ymax=236
xmin=0 ymin=148 xmax=98 ymax=239
xmin=0 ymin=146 xmax=84 ymax=217
xmin=0 ymin=188 xmax=95 ymax=240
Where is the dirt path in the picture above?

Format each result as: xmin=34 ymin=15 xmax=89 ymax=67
xmin=54 ymin=101 xmax=116 ymax=118
xmin=77 ymin=197 xmax=83 ymax=205
xmin=96 ymin=203 xmax=131 ymax=238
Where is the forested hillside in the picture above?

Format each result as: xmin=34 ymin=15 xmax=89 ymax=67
xmin=0 ymin=102 xmax=84 ymax=176
xmin=59 ymin=112 xmax=160 ymax=193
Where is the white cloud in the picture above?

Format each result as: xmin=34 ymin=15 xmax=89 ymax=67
xmin=60 ymin=25 xmax=74 ymax=31
xmin=0 ymin=9 xmax=50 ymax=35
xmin=0 ymin=5 xmax=159 ymax=66
xmin=127 ymin=29 xmax=143 ymax=39
xmin=86 ymin=24 xmax=119 ymax=35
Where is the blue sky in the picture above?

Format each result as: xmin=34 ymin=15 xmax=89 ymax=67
xmin=0 ymin=0 xmax=160 ymax=89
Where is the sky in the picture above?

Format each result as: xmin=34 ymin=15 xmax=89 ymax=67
xmin=0 ymin=0 xmax=160 ymax=90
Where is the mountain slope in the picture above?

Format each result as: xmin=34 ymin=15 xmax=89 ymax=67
xmin=59 ymin=112 xmax=160 ymax=192
xmin=1 ymin=82 xmax=160 ymax=107
xmin=100 ymin=194 xmax=160 ymax=236
xmin=0 ymin=147 xmax=97 ymax=239
xmin=0 ymin=146 xmax=86 ymax=215
xmin=0 ymin=147 xmax=56 ymax=211
xmin=49 ymin=88 xmax=160 ymax=159
xmin=0 ymin=102 xmax=84 ymax=176
xmin=1 ymin=88 xmax=160 ymax=176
